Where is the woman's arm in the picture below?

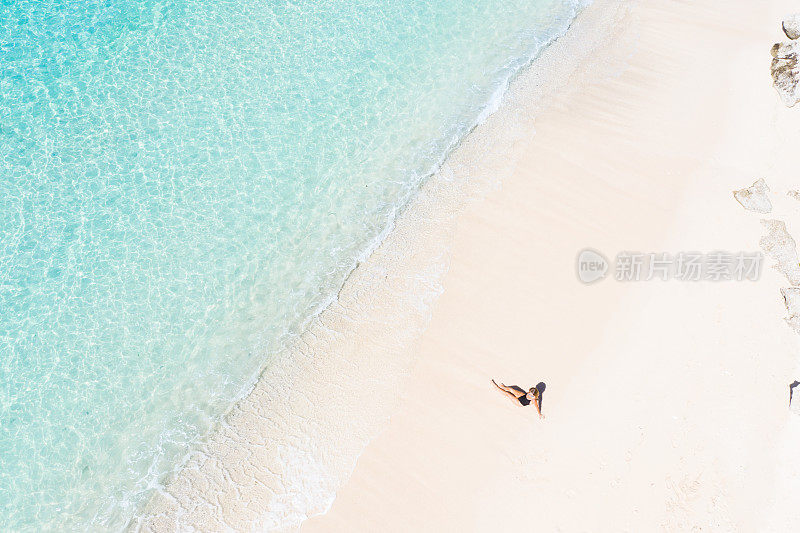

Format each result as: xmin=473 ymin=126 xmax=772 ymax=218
xmin=535 ymin=396 xmax=544 ymax=419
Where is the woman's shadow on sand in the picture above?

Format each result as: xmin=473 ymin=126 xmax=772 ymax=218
xmin=507 ymin=382 xmax=546 ymax=409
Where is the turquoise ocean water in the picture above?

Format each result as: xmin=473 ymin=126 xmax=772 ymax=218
xmin=0 ymin=0 xmax=583 ymax=529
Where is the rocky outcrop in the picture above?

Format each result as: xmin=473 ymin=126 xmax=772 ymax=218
xmin=783 ymin=14 xmax=800 ymax=40
xmin=771 ymin=39 xmax=800 ymax=106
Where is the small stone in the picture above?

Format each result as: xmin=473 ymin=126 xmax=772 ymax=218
xmin=772 ymin=41 xmax=796 ymax=58
xmin=783 ymin=14 xmax=800 ymax=40
xmin=782 ymin=287 xmax=800 ymax=332
xmin=770 ymin=40 xmax=800 ymax=106
xmin=760 ymin=219 xmax=800 ymax=286
xmin=733 ymin=178 xmax=772 ymax=213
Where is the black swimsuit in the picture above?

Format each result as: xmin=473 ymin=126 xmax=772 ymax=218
xmin=518 ymin=395 xmax=531 ymax=406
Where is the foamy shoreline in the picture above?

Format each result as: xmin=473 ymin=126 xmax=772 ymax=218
xmin=132 ymin=1 xmax=613 ymax=530
xmin=306 ymin=0 xmax=800 ymax=530
xmin=136 ymin=0 xmax=800 ymax=529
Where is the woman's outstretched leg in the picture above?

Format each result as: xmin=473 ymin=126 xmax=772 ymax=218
xmin=492 ymin=379 xmax=523 ymax=396
xmin=492 ymin=379 xmax=523 ymax=402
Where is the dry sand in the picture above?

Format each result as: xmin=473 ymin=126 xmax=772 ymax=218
xmin=303 ymin=0 xmax=800 ymax=530
xmin=137 ymin=0 xmax=800 ymax=530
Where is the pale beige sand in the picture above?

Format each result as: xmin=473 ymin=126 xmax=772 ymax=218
xmin=302 ymin=0 xmax=800 ymax=531
xmin=136 ymin=0 xmax=800 ymax=530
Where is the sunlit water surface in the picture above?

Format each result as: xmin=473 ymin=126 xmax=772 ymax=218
xmin=0 ymin=0 xmax=583 ymax=528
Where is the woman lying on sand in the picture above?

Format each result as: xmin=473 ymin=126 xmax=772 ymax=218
xmin=492 ymin=379 xmax=544 ymax=418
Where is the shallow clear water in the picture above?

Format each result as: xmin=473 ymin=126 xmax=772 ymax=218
xmin=0 ymin=0 xmax=582 ymax=529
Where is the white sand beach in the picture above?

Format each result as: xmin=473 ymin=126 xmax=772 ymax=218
xmin=138 ymin=0 xmax=800 ymax=530
xmin=303 ymin=0 xmax=800 ymax=530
